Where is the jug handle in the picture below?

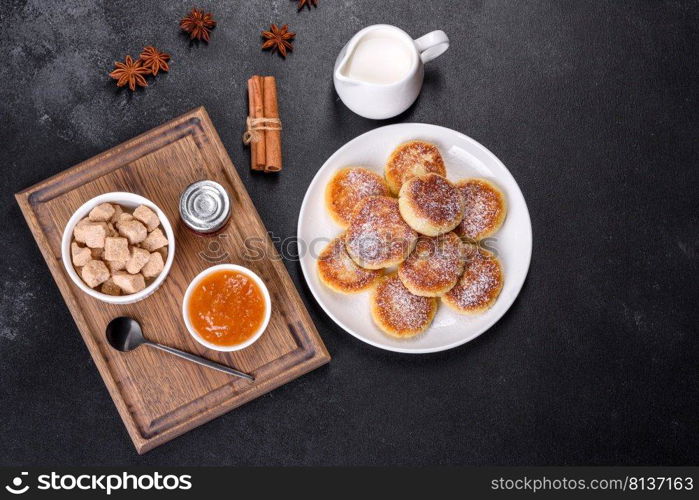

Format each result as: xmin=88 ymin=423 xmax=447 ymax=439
xmin=414 ymin=30 xmax=450 ymax=64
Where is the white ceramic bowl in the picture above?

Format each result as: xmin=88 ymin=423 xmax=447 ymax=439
xmin=61 ymin=192 xmax=176 ymax=305
xmin=182 ymin=264 xmax=271 ymax=352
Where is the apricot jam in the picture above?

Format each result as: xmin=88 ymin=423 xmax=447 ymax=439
xmin=188 ymin=269 xmax=267 ymax=346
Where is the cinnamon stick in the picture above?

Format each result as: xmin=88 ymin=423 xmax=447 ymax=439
xmin=262 ymin=76 xmax=282 ymax=172
xmin=247 ymin=76 xmax=266 ymax=171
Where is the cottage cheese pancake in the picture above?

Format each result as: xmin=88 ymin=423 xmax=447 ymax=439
xmin=398 ymin=231 xmax=466 ymax=297
xmin=345 ymin=196 xmax=418 ymax=269
xmin=442 ymin=246 xmax=503 ymax=314
xmin=325 ymin=167 xmax=391 ymax=228
xmin=317 ymin=234 xmax=383 ymax=294
xmin=385 ymin=140 xmax=446 ymax=194
xmin=398 ymin=174 xmax=465 ymax=236
xmin=370 ymin=274 xmax=438 ymax=338
xmin=454 ymin=178 xmax=507 ymax=241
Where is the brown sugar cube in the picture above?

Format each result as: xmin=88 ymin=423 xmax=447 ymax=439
xmin=115 ymin=212 xmax=134 ymax=227
xmin=101 ymin=278 xmax=122 ymax=296
xmin=82 ymin=222 xmax=107 ymax=248
xmin=81 ymin=260 xmax=110 ymax=288
xmin=88 ymin=203 xmax=116 ymax=222
xmin=90 ymin=247 xmax=103 ymax=259
xmin=104 ymin=237 xmax=130 ymax=262
xmin=155 ymin=246 xmax=168 ymax=261
xmin=72 ymin=217 xmax=92 ymax=244
xmin=107 ymin=222 xmax=118 ymax=237
xmin=142 ymin=252 xmax=164 ymax=279
xmin=141 ymin=228 xmax=169 ymax=251
xmin=118 ymin=219 xmax=147 ymax=245
xmin=112 ymin=271 xmax=146 ymax=294
xmin=71 ymin=242 xmax=91 ymax=267
xmin=133 ymin=205 xmax=160 ymax=232
xmin=106 ymin=259 xmax=127 ymax=273
xmin=110 ymin=204 xmax=124 ymax=224
xmin=126 ymin=246 xmax=150 ymax=274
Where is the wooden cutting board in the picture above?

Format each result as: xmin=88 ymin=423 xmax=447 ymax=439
xmin=16 ymin=107 xmax=330 ymax=454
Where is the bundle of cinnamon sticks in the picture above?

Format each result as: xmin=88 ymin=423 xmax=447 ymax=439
xmin=246 ymin=75 xmax=282 ymax=173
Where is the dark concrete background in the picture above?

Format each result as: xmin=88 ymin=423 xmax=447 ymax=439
xmin=0 ymin=0 xmax=697 ymax=466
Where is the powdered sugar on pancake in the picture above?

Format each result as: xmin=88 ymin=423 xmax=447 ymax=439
xmin=345 ymin=196 xmax=417 ymax=268
xmin=317 ymin=235 xmax=382 ymax=293
xmin=371 ymin=274 xmax=437 ymax=337
xmin=398 ymin=232 xmax=466 ymax=296
xmin=386 ymin=141 xmax=446 ymax=193
xmin=443 ymin=247 xmax=503 ymax=313
xmin=401 ymin=174 xmax=465 ymax=226
xmin=326 ymin=168 xmax=390 ymax=227
xmin=455 ymin=179 xmax=506 ymax=241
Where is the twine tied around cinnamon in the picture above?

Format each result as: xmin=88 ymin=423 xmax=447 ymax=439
xmin=242 ymin=116 xmax=282 ymax=145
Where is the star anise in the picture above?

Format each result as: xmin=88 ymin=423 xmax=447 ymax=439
xmin=139 ymin=46 xmax=170 ymax=76
xmin=295 ymin=0 xmax=318 ymax=10
xmin=180 ymin=8 xmax=216 ymax=42
xmin=109 ymin=55 xmax=150 ymax=91
xmin=261 ymin=24 xmax=295 ymax=58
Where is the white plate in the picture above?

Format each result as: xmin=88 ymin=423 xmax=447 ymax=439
xmin=298 ymin=124 xmax=532 ymax=354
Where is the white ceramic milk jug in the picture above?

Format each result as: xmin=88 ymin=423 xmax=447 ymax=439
xmin=334 ymin=25 xmax=449 ymax=120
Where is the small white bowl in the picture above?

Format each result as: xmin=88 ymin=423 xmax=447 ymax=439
xmin=61 ymin=192 xmax=176 ymax=305
xmin=182 ymin=264 xmax=271 ymax=352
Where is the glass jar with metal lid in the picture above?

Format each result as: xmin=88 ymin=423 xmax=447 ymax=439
xmin=179 ymin=180 xmax=231 ymax=235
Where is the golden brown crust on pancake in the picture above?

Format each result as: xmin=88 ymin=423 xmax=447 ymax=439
xmin=398 ymin=174 xmax=465 ymax=236
xmin=454 ymin=178 xmax=507 ymax=241
xmin=398 ymin=232 xmax=466 ymax=297
xmin=385 ymin=140 xmax=446 ymax=195
xmin=345 ymin=196 xmax=418 ymax=269
xmin=442 ymin=246 xmax=503 ymax=314
xmin=325 ymin=167 xmax=391 ymax=228
xmin=317 ymin=235 xmax=383 ymax=294
xmin=370 ymin=274 xmax=438 ymax=338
